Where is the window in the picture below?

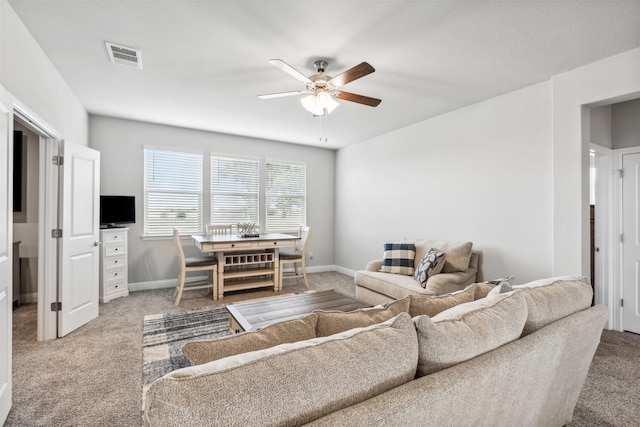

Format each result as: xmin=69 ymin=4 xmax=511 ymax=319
xmin=266 ymin=160 xmax=306 ymax=231
xmin=211 ymin=155 xmax=259 ymax=225
xmin=144 ymin=148 xmax=203 ymax=236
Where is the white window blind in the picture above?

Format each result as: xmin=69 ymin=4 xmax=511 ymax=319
xmin=265 ymin=161 xmax=306 ymax=231
xmin=211 ymin=155 xmax=259 ymax=225
xmin=144 ymin=148 xmax=203 ymax=236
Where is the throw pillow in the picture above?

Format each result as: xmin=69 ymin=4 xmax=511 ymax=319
xmin=414 ymin=240 xmax=473 ymax=273
xmin=413 ymin=248 xmax=446 ymax=288
xmin=408 ymin=285 xmax=475 ymax=318
xmin=513 ymin=276 xmax=593 ymax=336
xmin=314 ymin=297 xmax=410 ymax=337
xmin=380 ymin=242 xmax=416 ymax=275
xmin=182 ymin=313 xmax=318 ymax=365
xmin=413 ymin=290 xmax=527 ymax=376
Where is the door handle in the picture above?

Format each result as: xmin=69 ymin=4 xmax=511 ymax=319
xmin=94 ymin=241 xmax=102 ymax=247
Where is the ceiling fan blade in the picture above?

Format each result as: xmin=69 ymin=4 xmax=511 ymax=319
xmin=258 ymin=90 xmax=305 ymax=99
xmin=335 ymin=91 xmax=382 ymax=107
xmin=268 ymin=59 xmax=313 ymax=84
xmin=329 ymin=62 xmax=375 ymax=88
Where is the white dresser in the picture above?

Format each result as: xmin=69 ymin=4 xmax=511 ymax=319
xmin=99 ymin=228 xmax=129 ymax=303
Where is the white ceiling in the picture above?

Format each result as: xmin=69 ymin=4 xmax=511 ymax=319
xmin=8 ymin=0 xmax=640 ymax=149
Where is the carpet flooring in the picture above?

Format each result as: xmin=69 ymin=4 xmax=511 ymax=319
xmin=7 ymin=272 xmax=640 ymax=426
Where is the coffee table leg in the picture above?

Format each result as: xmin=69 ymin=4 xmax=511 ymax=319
xmin=217 ymin=250 xmax=225 ymax=299
xmin=274 ymin=248 xmax=281 ymax=291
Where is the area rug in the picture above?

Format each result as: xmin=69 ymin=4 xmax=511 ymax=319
xmin=142 ymin=305 xmax=231 ymax=397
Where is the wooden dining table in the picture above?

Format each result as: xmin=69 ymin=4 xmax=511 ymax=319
xmin=192 ymin=233 xmax=300 ymax=297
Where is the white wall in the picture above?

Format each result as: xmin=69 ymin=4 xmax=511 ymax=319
xmin=552 ymin=47 xmax=640 ymax=277
xmin=0 ymin=0 xmax=88 ymax=145
xmin=89 ymin=115 xmax=336 ymax=285
xmin=336 ymin=47 xmax=640 ymax=285
xmin=335 ymin=82 xmax=553 ymax=284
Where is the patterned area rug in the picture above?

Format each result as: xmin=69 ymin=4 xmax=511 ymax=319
xmin=142 ymin=305 xmax=230 ymax=398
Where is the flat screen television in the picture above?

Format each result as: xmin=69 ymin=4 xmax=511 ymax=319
xmin=100 ymin=195 xmax=135 ymax=228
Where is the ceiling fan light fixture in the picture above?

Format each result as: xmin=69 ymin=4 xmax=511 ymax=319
xmin=300 ymin=91 xmax=339 ymax=116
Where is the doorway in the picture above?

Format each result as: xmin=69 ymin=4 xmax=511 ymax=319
xmin=12 ymin=110 xmax=59 ymax=341
xmin=589 ymin=98 xmax=640 ymax=333
xmin=12 ymin=123 xmax=40 ymax=309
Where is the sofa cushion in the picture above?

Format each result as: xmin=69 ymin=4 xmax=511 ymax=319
xmin=513 ymin=276 xmax=593 ymax=336
xmin=182 ymin=313 xmax=318 ymax=366
xmin=467 ymin=283 xmax=495 ymax=300
xmin=413 ymin=290 xmax=527 ymax=376
xmin=381 ymin=242 xmax=416 ymax=275
xmin=314 ymin=297 xmax=410 ymax=337
xmin=356 ymin=270 xmax=436 ymax=301
xmin=145 ymin=313 xmax=418 ymax=427
xmin=413 ymin=248 xmax=446 ymax=288
xmin=414 ymin=240 xmax=473 ymax=273
xmin=408 ymin=285 xmax=475 ymax=318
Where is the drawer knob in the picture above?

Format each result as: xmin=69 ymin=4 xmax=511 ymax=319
xmin=273 ymin=242 xmax=277 ymax=245
xmin=114 ymin=273 xmax=118 ymax=276
xmin=114 ymin=248 xmax=118 ymax=251
xmin=114 ymin=260 xmax=118 ymax=264
xmin=231 ymin=244 xmax=235 ymax=247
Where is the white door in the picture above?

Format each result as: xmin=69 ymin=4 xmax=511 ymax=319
xmin=58 ymin=142 xmax=100 ymax=336
xmin=621 ymin=152 xmax=640 ymax=334
xmin=0 ymin=104 xmax=12 ymax=423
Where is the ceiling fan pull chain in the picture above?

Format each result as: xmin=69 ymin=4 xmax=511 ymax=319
xmin=319 ymin=111 xmax=328 ymax=143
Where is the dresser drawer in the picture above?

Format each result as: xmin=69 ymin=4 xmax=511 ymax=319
xmin=103 ymin=230 xmax=127 ymax=243
xmin=106 ymin=278 xmax=127 ymax=295
xmin=104 ymin=255 xmax=126 ymax=269
xmin=105 ymin=242 xmax=126 ymax=256
xmin=105 ymin=267 xmax=127 ymax=282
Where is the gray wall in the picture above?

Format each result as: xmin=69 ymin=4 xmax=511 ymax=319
xmin=590 ymin=105 xmax=612 ymax=148
xmin=612 ymin=98 xmax=640 ymax=149
xmin=591 ymin=98 xmax=640 ymax=150
xmin=89 ymin=115 xmax=336 ymax=285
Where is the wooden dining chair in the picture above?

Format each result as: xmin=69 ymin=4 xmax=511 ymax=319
xmin=173 ymin=228 xmax=218 ymax=305
xmin=206 ymin=224 xmax=233 ymax=235
xmin=279 ymin=226 xmax=311 ymax=289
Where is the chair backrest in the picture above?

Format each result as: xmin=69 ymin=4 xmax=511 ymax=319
xmin=173 ymin=228 xmax=186 ymax=266
xmin=207 ymin=224 xmax=233 ymax=235
xmin=298 ymin=226 xmax=311 ymax=254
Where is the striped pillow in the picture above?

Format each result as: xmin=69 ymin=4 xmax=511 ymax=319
xmin=381 ymin=243 xmax=416 ymax=275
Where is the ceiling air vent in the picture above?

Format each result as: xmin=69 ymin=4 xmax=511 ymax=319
xmin=105 ymin=42 xmax=142 ymax=69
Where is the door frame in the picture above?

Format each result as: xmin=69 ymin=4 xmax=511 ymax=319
xmin=13 ymin=102 xmax=61 ymax=341
xmin=590 ymin=143 xmax=615 ymax=328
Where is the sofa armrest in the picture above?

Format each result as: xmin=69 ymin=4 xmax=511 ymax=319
xmin=365 ymin=260 xmax=382 ymax=272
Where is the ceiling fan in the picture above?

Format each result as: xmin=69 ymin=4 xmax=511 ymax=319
xmin=258 ymin=59 xmax=382 ymax=116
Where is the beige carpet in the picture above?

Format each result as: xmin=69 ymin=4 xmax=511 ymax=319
xmin=6 ymin=272 xmax=640 ymax=426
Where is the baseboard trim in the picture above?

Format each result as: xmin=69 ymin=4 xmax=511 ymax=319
xmin=129 ymin=265 xmax=343 ymax=292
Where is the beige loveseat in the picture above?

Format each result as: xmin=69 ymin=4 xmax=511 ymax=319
xmin=144 ymin=277 xmax=607 ymax=427
xmin=355 ymin=240 xmax=478 ymax=305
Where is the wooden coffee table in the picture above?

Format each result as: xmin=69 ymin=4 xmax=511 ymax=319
xmin=227 ymin=289 xmax=371 ymax=333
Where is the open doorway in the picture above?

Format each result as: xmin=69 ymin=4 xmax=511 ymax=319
xmin=589 ymin=98 xmax=640 ymax=333
xmin=12 ymin=123 xmax=40 ymax=309
xmin=12 ymin=109 xmax=60 ymax=341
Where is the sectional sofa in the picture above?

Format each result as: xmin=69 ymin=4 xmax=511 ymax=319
xmin=144 ymin=276 xmax=606 ymax=426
